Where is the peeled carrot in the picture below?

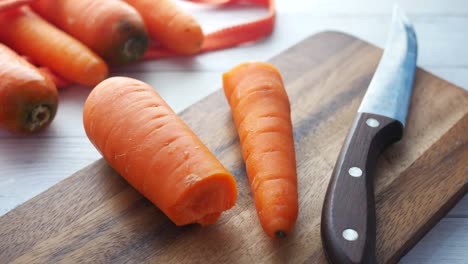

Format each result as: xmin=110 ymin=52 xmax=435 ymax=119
xmin=0 ymin=43 xmax=58 ymax=133
xmin=223 ymin=62 xmax=298 ymax=239
xmin=83 ymin=77 xmax=237 ymax=226
xmin=31 ymin=0 xmax=149 ymax=65
xmin=124 ymin=0 xmax=204 ymax=55
xmin=0 ymin=6 xmax=108 ymax=87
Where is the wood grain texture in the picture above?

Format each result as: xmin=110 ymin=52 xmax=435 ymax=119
xmin=0 ymin=32 xmax=467 ymax=263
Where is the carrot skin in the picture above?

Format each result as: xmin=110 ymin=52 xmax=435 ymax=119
xmin=0 ymin=6 xmax=108 ymax=87
xmin=0 ymin=43 xmax=58 ymax=133
xmin=83 ymin=77 xmax=237 ymax=226
xmin=0 ymin=0 xmax=35 ymax=12
xmin=124 ymin=0 xmax=204 ymax=55
xmin=31 ymin=0 xmax=149 ymax=65
xmin=223 ymin=62 xmax=298 ymax=239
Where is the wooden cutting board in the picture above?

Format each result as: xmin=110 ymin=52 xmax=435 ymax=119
xmin=1 ymin=32 xmax=467 ymax=264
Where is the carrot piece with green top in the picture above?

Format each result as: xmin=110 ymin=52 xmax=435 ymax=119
xmin=0 ymin=43 xmax=58 ymax=133
xmin=223 ymin=62 xmax=298 ymax=239
xmin=124 ymin=0 xmax=204 ymax=55
xmin=31 ymin=0 xmax=149 ymax=65
xmin=0 ymin=6 xmax=108 ymax=87
xmin=83 ymin=77 xmax=237 ymax=226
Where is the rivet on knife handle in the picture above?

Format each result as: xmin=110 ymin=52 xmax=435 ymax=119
xmin=321 ymin=112 xmax=403 ymax=264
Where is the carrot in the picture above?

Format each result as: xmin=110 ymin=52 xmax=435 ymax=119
xmin=83 ymin=77 xmax=237 ymax=226
xmin=0 ymin=6 xmax=108 ymax=87
xmin=222 ymin=62 xmax=298 ymax=239
xmin=0 ymin=0 xmax=35 ymax=12
xmin=0 ymin=43 xmax=58 ymax=133
xmin=124 ymin=0 xmax=204 ymax=55
xmin=31 ymin=0 xmax=149 ymax=65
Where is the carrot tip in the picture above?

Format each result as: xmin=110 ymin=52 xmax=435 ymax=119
xmin=275 ymin=230 xmax=287 ymax=239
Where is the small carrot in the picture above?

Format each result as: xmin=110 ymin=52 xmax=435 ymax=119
xmin=223 ymin=62 xmax=298 ymax=239
xmin=83 ymin=77 xmax=237 ymax=226
xmin=31 ymin=0 xmax=149 ymax=65
xmin=0 ymin=6 xmax=108 ymax=87
xmin=0 ymin=43 xmax=58 ymax=133
xmin=124 ymin=0 xmax=204 ymax=55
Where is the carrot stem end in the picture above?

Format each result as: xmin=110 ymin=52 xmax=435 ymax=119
xmin=27 ymin=104 xmax=51 ymax=131
xmin=120 ymin=36 xmax=149 ymax=63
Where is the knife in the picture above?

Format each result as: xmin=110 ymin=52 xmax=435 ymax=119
xmin=321 ymin=6 xmax=417 ymax=264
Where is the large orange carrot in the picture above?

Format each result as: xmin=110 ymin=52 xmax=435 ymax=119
xmin=124 ymin=0 xmax=204 ymax=55
xmin=223 ymin=62 xmax=298 ymax=239
xmin=31 ymin=0 xmax=149 ymax=65
xmin=83 ymin=77 xmax=237 ymax=226
xmin=0 ymin=6 xmax=108 ymax=87
xmin=0 ymin=43 xmax=58 ymax=133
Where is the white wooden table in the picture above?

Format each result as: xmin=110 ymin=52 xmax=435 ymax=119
xmin=1 ymin=0 xmax=467 ymax=263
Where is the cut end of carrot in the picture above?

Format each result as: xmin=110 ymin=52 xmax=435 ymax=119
xmin=121 ymin=35 xmax=149 ymax=62
xmin=198 ymin=212 xmax=222 ymax=226
xmin=26 ymin=104 xmax=52 ymax=132
xmin=108 ymin=29 xmax=149 ymax=65
xmin=168 ymin=173 xmax=237 ymax=226
xmin=3 ymin=99 xmax=58 ymax=134
xmin=4 ymin=101 xmax=56 ymax=134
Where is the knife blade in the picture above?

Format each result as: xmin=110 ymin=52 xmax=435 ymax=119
xmin=321 ymin=6 xmax=417 ymax=264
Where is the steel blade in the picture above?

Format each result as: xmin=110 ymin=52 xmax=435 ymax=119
xmin=358 ymin=5 xmax=417 ymax=126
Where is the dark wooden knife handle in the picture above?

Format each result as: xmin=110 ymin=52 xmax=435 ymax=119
xmin=321 ymin=112 xmax=403 ymax=264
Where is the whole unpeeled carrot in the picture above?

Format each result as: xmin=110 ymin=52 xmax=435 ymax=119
xmin=124 ymin=0 xmax=204 ymax=55
xmin=31 ymin=0 xmax=149 ymax=65
xmin=83 ymin=77 xmax=237 ymax=226
xmin=0 ymin=43 xmax=58 ymax=133
xmin=0 ymin=6 xmax=108 ymax=87
xmin=223 ymin=62 xmax=298 ymax=239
